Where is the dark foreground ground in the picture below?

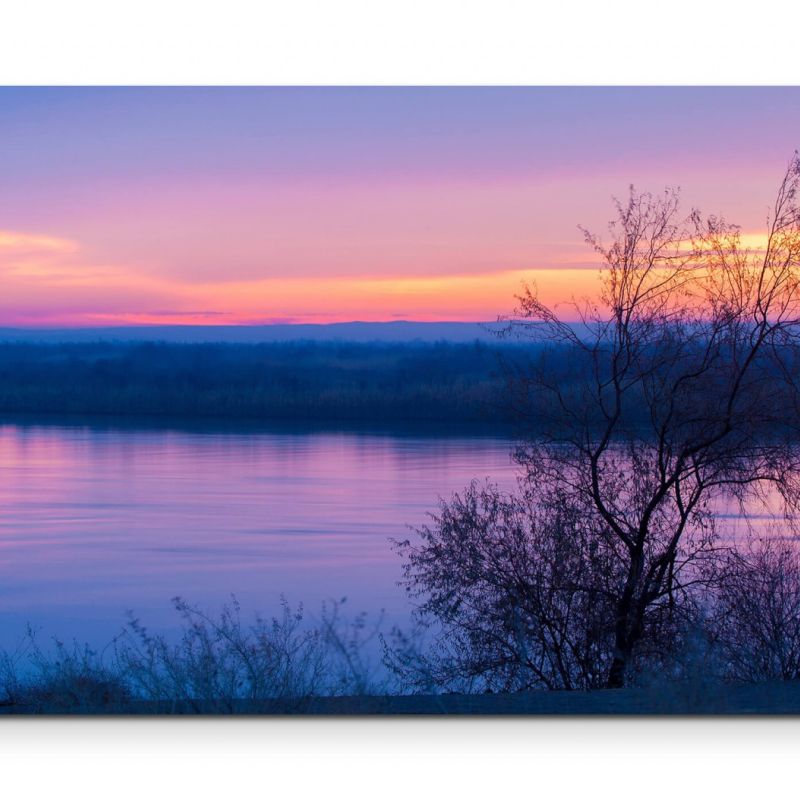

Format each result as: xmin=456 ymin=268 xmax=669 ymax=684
xmin=5 ymin=682 xmax=800 ymax=715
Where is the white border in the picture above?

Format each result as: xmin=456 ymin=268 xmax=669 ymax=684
xmin=2 ymin=717 xmax=799 ymax=799
xmin=0 ymin=0 xmax=799 ymax=85
xmin=0 ymin=718 xmax=798 ymax=800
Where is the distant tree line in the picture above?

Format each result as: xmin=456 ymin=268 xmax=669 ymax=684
xmin=0 ymin=340 xmax=523 ymax=427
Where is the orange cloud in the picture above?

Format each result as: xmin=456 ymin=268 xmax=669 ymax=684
xmin=0 ymin=230 xmax=79 ymax=255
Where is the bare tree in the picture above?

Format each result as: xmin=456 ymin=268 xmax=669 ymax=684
xmin=398 ymin=155 xmax=800 ymax=690
xmin=504 ymin=154 xmax=800 ymax=687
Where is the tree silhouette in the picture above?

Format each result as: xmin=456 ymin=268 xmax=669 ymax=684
xmin=399 ymin=155 xmax=800 ymax=689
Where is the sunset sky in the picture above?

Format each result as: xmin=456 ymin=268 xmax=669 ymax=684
xmin=1 ymin=87 xmax=799 ymax=327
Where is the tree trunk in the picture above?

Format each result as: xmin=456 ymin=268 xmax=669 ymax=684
xmin=607 ymin=554 xmax=648 ymax=689
xmin=607 ymin=623 xmax=631 ymax=689
xmin=607 ymin=605 xmax=647 ymax=688
xmin=606 ymin=551 xmax=644 ymax=688
xmin=607 ymin=652 xmax=628 ymax=688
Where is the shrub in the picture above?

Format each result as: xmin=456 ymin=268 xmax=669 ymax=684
xmin=709 ymin=536 xmax=800 ymax=683
xmin=0 ymin=598 xmax=385 ymax=713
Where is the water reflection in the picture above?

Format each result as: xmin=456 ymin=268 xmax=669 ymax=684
xmin=0 ymin=420 xmax=517 ymax=649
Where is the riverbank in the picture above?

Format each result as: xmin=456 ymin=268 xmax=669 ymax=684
xmin=5 ymin=681 xmax=800 ymax=715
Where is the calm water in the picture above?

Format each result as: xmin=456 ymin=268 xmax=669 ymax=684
xmin=0 ymin=419 xmax=517 ymax=650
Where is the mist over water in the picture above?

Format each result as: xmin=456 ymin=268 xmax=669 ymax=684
xmin=0 ymin=419 xmax=517 ymax=651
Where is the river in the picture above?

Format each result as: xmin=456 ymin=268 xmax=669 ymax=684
xmin=0 ymin=418 xmax=518 ymax=651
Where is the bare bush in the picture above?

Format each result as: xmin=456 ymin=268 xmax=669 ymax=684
xmin=0 ymin=629 xmax=130 ymax=713
xmin=709 ymin=536 xmax=800 ymax=683
xmin=114 ymin=597 xmax=330 ymax=712
xmin=392 ymin=481 xmax=704 ymax=692
xmin=1 ymin=597 xmax=386 ymax=713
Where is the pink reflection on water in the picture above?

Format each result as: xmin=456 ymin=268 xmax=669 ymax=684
xmin=0 ymin=421 xmax=517 ymax=648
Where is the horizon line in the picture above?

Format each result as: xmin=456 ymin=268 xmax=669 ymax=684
xmin=0 ymin=319 xmax=508 ymax=331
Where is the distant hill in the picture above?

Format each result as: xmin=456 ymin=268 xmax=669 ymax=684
xmin=0 ymin=321 xmax=508 ymax=344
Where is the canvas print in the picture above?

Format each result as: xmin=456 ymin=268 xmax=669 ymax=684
xmin=3 ymin=86 xmax=800 ymax=715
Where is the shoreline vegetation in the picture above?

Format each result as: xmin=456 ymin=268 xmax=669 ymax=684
xmin=4 ymin=594 xmax=800 ymax=715
xmin=4 ymin=596 xmax=800 ymax=715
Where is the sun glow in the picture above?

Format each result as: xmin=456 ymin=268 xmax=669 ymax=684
xmin=2 ymin=222 xmax=785 ymax=327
